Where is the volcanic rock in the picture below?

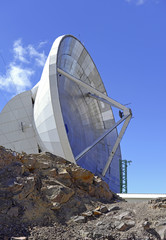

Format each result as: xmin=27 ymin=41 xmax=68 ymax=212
xmin=0 ymin=146 xmax=115 ymax=239
xmin=1 ymin=146 xmax=166 ymax=240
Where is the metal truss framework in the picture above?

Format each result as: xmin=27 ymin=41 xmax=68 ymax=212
xmin=57 ymin=68 xmax=132 ymax=177
xmin=119 ymin=159 xmax=128 ymax=193
xmin=119 ymin=159 xmax=132 ymax=193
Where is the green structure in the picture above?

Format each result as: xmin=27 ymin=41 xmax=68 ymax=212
xmin=119 ymin=159 xmax=132 ymax=193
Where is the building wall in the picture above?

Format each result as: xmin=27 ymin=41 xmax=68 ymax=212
xmin=0 ymin=90 xmax=39 ymax=154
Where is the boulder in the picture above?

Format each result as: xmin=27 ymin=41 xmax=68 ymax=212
xmin=82 ymin=211 xmax=93 ymax=217
xmin=108 ymin=205 xmax=120 ymax=212
xmin=73 ymin=216 xmax=86 ymax=223
xmin=69 ymin=167 xmax=94 ymax=185
xmin=116 ymin=220 xmax=135 ymax=231
xmin=92 ymin=209 xmax=102 ymax=216
xmin=42 ymin=184 xmax=74 ymax=204
xmin=115 ymin=211 xmax=132 ymax=220
xmin=100 ymin=205 xmax=108 ymax=213
xmin=116 ymin=222 xmax=129 ymax=231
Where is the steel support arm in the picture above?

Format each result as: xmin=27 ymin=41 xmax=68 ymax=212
xmin=102 ymin=115 xmax=132 ymax=176
xmin=57 ymin=68 xmax=129 ymax=113
xmin=75 ymin=114 xmax=130 ymax=161
xmin=87 ymin=93 xmax=121 ymax=109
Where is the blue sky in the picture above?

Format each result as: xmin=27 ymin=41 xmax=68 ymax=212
xmin=0 ymin=0 xmax=166 ymax=193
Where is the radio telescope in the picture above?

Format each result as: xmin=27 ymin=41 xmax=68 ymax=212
xmin=0 ymin=35 xmax=132 ymax=192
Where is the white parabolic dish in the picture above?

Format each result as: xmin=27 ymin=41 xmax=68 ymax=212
xmin=0 ymin=35 xmax=132 ymax=192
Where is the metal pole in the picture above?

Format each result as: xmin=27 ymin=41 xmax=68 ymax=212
xmin=75 ymin=114 xmax=130 ymax=161
xmin=102 ymin=115 xmax=132 ymax=176
xmin=57 ymin=68 xmax=129 ymax=112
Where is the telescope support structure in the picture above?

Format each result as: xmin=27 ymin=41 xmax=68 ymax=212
xmin=57 ymin=68 xmax=132 ymax=176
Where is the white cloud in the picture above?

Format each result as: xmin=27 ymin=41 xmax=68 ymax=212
xmin=125 ymin=0 xmax=158 ymax=5
xmin=136 ymin=0 xmax=146 ymax=5
xmin=38 ymin=41 xmax=47 ymax=49
xmin=13 ymin=39 xmax=47 ymax=67
xmin=0 ymin=63 xmax=34 ymax=94
xmin=27 ymin=45 xmax=46 ymax=67
xmin=0 ymin=39 xmax=47 ymax=94
xmin=13 ymin=39 xmax=28 ymax=63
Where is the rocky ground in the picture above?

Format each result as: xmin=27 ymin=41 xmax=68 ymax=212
xmin=0 ymin=146 xmax=166 ymax=240
xmin=28 ymin=200 xmax=166 ymax=240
